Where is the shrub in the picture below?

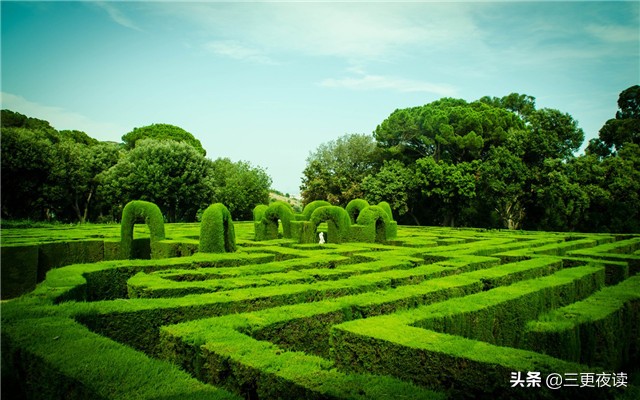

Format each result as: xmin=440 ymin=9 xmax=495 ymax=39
xmin=253 ymin=205 xmax=269 ymax=222
xmin=345 ymin=199 xmax=370 ymax=223
xmin=355 ymin=205 xmax=397 ymax=242
xmin=377 ymin=201 xmax=394 ymax=220
xmin=261 ymin=201 xmax=295 ymax=239
xmin=308 ymin=206 xmax=351 ymax=243
xmin=120 ymin=200 xmax=165 ymax=259
xmin=199 ymin=203 xmax=236 ymax=253
xmin=301 ymin=200 xmax=331 ymax=221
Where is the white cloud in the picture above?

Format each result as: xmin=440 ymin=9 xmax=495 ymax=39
xmin=321 ymin=72 xmax=457 ymax=97
xmin=205 ymin=40 xmax=277 ymax=65
xmin=586 ymin=25 xmax=640 ymax=44
xmin=1 ymin=92 xmax=127 ymax=141
xmin=94 ymin=1 xmax=142 ymax=31
xmin=151 ymin=2 xmax=480 ymax=63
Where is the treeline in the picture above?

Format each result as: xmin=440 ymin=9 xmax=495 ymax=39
xmin=301 ymin=86 xmax=640 ymax=233
xmin=1 ymin=111 xmax=271 ymax=223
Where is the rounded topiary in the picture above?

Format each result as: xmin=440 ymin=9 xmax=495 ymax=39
xmin=356 ymin=205 xmax=395 ymax=243
xmin=301 ymin=200 xmax=332 ymax=221
xmin=253 ymin=204 xmax=269 ymax=222
xmin=309 ymin=206 xmax=351 ymax=243
xmin=262 ymin=201 xmax=295 ymax=238
xmin=120 ymin=200 xmax=165 ymax=259
xmin=356 ymin=205 xmax=391 ymax=226
xmin=345 ymin=199 xmax=370 ymax=223
xmin=199 ymin=203 xmax=236 ymax=253
xmin=377 ymin=201 xmax=394 ymax=221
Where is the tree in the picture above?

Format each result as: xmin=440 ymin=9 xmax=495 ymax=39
xmin=99 ymin=139 xmax=215 ymax=222
xmin=0 ymin=127 xmax=56 ymax=220
xmin=361 ymin=160 xmax=419 ymax=224
xmin=479 ymin=93 xmax=536 ymax=119
xmin=121 ymin=123 xmax=206 ymax=155
xmin=415 ymin=157 xmax=478 ymax=227
xmin=600 ymin=143 xmax=640 ymax=232
xmin=1 ymin=109 xmax=59 ymax=141
xmin=300 ymin=134 xmax=379 ymax=206
xmin=374 ymin=98 xmax=523 ymax=164
xmin=478 ymin=146 xmax=529 ymax=230
xmin=48 ymin=140 xmax=120 ymax=223
xmin=526 ymin=159 xmax=590 ymax=231
xmin=587 ymin=85 xmax=640 ymax=157
xmin=208 ymin=158 xmax=272 ymax=220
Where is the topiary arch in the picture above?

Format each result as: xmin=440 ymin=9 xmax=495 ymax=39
xmin=307 ymin=206 xmax=351 ymax=244
xmin=120 ymin=200 xmax=165 ymax=259
xmin=301 ymin=200 xmax=332 ymax=221
xmin=262 ymin=201 xmax=295 ymax=239
xmin=199 ymin=203 xmax=236 ymax=253
xmin=345 ymin=199 xmax=370 ymax=223
xmin=356 ymin=205 xmax=393 ymax=243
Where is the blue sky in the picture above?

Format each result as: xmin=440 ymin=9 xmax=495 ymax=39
xmin=2 ymin=1 xmax=638 ymax=195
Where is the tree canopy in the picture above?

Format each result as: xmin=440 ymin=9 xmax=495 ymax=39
xmin=121 ymin=123 xmax=206 ymax=156
xmin=301 ymin=86 xmax=640 ymax=233
xmin=1 ymin=114 xmax=271 ymax=223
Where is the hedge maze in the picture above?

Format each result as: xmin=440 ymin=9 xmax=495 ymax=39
xmin=2 ymin=203 xmax=640 ymax=399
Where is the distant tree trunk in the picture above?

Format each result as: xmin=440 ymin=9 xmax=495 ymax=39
xmin=498 ymin=199 xmax=524 ymax=230
xmin=82 ymin=189 xmax=93 ymax=224
xmin=73 ymin=196 xmax=83 ymax=223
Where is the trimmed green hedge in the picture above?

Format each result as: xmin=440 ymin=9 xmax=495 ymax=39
xmin=199 ymin=203 xmax=236 ymax=253
xmin=256 ymin=201 xmax=295 ymax=240
xmin=301 ymin=200 xmax=331 ymax=221
xmin=159 ymin=314 xmax=444 ymax=400
xmin=3 ymin=224 xmax=639 ymax=399
xmin=345 ymin=199 xmax=370 ymax=223
xmin=355 ymin=205 xmax=395 ymax=242
xmin=377 ymin=201 xmax=393 ymax=220
xmin=525 ymin=275 xmax=640 ymax=370
xmin=0 ymin=245 xmax=39 ymax=299
xmin=308 ymin=206 xmax=352 ymax=244
xmin=331 ymin=266 xmax=608 ymax=400
xmin=120 ymin=200 xmax=165 ymax=259
xmin=1 ymin=317 xmax=239 ymax=400
xmin=252 ymin=204 xmax=268 ymax=222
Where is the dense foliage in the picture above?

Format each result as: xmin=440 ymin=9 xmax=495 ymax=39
xmin=300 ymin=86 xmax=640 ymax=233
xmin=1 ymin=112 xmax=272 ymax=222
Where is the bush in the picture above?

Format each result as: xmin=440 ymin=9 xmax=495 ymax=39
xmin=309 ymin=206 xmax=351 ymax=244
xmin=345 ymin=199 xmax=370 ymax=223
xmin=199 ymin=203 xmax=236 ymax=253
xmin=261 ymin=201 xmax=295 ymax=239
xmin=377 ymin=201 xmax=394 ymax=220
xmin=120 ymin=200 xmax=165 ymax=259
xmin=253 ymin=205 xmax=269 ymax=222
xmin=301 ymin=200 xmax=331 ymax=221
xmin=355 ymin=205 xmax=397 ymax=242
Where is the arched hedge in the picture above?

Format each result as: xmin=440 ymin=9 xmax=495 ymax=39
xmin=307 ymin=206 xmax=351 ymax=243
xmin=254 ymin=201 xmax=295 ymax=240
xmin=377 ymin=201 xmax=393 ymax=220
xmin=199 ymin=203 xmax=236 ymax=253
xmin=301 ymin=200 xmax=332 ymax=221
xmin=356 ymin=205 xmax=394 ymax=242
xmin=120 ymin=200 xmax=165 ymax=259
xmin=264 ymin=201 xmax=295 ymax=238
xmin=345 ymin=199 xmax=370 ymax=223
xmin=253 ymin=204 xmax=269 ymax=222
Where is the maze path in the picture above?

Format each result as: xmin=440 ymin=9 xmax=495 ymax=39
xmin=2 ymin=225 xmax=639 ymax=399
